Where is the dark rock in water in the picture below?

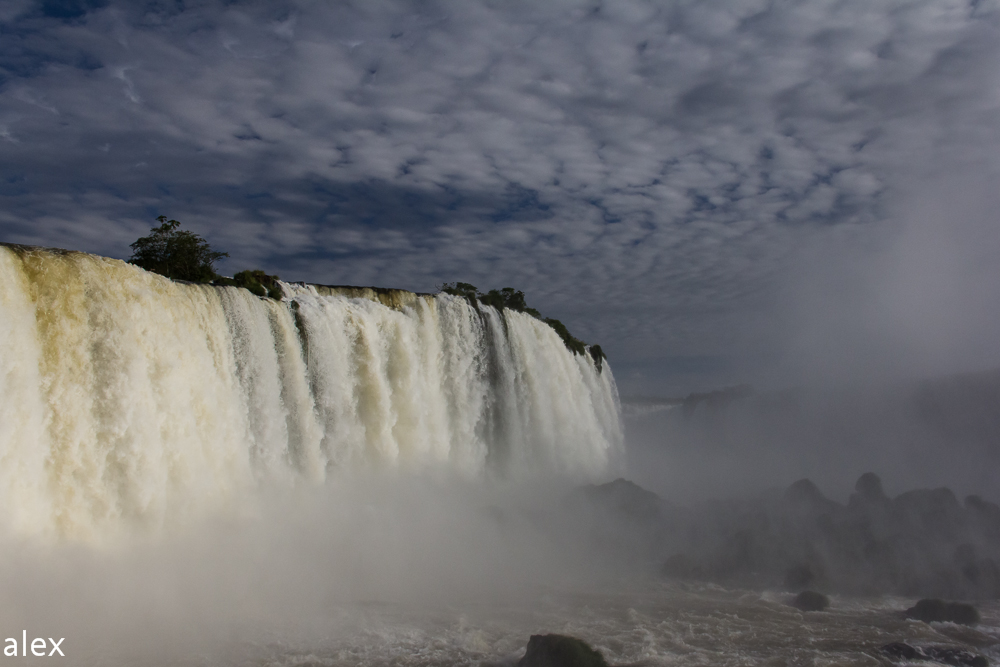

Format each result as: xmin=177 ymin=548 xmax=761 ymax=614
xmin=791 ymin=590 xmax=829 ymax=612
xmin=904 ymin=599 xmax=980 ymax=625
xmin=880 ymin=642 xmax=989 ymax=667
xmin=855 ymin=472 xmax=886 ymax=500
xmin=518 ymin=634 xmax=608 ymax=667
xmin=661 ymin=553 xmax=703 ymax=580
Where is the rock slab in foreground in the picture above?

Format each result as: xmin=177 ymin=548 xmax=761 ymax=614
xmin=518 ymin=634 xmax=609 ymax=667
xmin=905 ymin=599 xmax=981 ymax=625
xmin=791 ymin=590 xmax=830 ymax=611
xmin=881 ymin=642 xmax=989 ymax=667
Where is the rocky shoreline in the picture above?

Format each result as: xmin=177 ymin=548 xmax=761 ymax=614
xmin=579 ymin=473 xmax=1000 ymax=600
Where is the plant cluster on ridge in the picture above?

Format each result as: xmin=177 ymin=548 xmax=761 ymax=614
xmin=439 ymin=282 xmax=606 ymax=371
xmin=216 ymin=270 xmax=283 ymax=300
xmin=130 ymin=217 xmax=282 ymax=299
xmin=128 ymin=216 xmax=228 ymax=283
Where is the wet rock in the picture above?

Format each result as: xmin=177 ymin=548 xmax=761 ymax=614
xmin=904 ymin=599 xmax=980 ymax=625
xmin=518 ymin=634 xmax=608 ymax=667
xmin=791 ymin=590 xmax=829 ymax=612
xmin=880 ymin=641 xmax=988 ymax=667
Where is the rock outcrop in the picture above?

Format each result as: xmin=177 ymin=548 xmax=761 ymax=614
xmin=791 ymin=590 xmax=830 ymax=612
xmin=653 ymin=473 xmax=1000 ymax=599
xmin=904 ymin=599 xmax=980 ymax=625
xmin=518 ymin=634 xmax=608 ymax=667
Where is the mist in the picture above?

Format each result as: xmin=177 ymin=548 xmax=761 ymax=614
xmin=0 ymin=247 xmax=640 ymax=665
xmin=618 ymin=136 xmax=1000 ymax=497
xmin=774 ymin=172 xmax=1000 ymax=388
xmin=0 ymin=472 xmax=662 ymax=665
xmin=624 ymin=370 xmax=1000 ymax=504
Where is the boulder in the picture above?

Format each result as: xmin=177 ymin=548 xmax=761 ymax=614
xmin=904 ymin=599 xmax=980 ymax=625
xmin=791 ymin=590 xmax=829 ymax=612
xmin=518 ymin=634 xmax=608 ymax=667
xmin=880 ymin=642 xmax=988 ymax=667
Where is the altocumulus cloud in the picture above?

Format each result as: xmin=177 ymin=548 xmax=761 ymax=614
xmin=2 ymin=0 xmax=1000 ymax=394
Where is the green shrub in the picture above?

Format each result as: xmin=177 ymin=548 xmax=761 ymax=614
xmin=588 ymin=344 xmax=606 ymax=372
xmin=437 ymin=283 xmax=604 ymax=369
xmin=218 ymin=269 xmax=283 ymax=299
xmin=479 ymin=287 xmax=542 ymax=317
xmin=440 ymin=282 xmax=480 ymax=301
xmin=543 ymin=317 xmax=587 ymax=356
xmin=129 ymin=216 xmax=228 ymax=283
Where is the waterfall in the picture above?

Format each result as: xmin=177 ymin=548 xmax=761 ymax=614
xmin=0 ymin=246 xmax=622 ymax=539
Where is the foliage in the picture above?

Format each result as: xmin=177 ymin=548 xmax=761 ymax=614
xmin=129 ymin=216 xmax=228 ymax=283
xmin=439 ymin=281 xmax=604 ymax=369
xmin=216 ymin=269 xmax=283 ymax=300
xmin=479 ymin=287 xmax=542 ymax=317
xmin=543 ymin=317 xmax=587 ymax=356
xmin=439 ymin=282 xmax=479 ymax=300
xmin=439 ymin=283 xmax=541 ymax=316
xmin=588 ymin=344 xmax=606 ymax=373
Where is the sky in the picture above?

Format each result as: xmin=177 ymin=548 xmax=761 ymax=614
xmin=2 ymin=0 xmax=1000 ymax=396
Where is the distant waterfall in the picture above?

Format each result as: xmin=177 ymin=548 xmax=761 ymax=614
xmin=0 ymin=246 xmax=622 ymax=539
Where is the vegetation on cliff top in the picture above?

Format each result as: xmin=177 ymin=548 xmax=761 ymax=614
xmin=127 ymin=219 xmax=606 ymax=369
xmin=129 ymin=217 xmax=282 ymax=298
xmin=215 ymin=270 xmax=283 ymax=300
xmin=439 ymin=282 xmax=605 ymax=370
xmin=128 ymin=216 xmax=228 ymax=283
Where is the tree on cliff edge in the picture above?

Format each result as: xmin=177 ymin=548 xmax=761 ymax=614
xmin=129 ymin=216 xmax=228 ymax=283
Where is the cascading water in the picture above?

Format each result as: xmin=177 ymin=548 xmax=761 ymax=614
xmin=0 ymin=245 xmax=622 ymax=540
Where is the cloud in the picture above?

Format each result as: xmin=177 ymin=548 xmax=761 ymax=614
xmin=1 ymin=0 xmax=999 ymax=393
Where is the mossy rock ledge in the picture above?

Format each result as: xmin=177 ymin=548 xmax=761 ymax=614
xmin=517 ymin=634 xmax=609 ymax=667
